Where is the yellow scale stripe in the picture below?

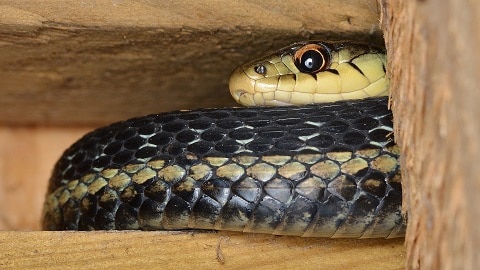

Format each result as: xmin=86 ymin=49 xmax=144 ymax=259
xmin=44 ymin=146 xmax=400 ymax=222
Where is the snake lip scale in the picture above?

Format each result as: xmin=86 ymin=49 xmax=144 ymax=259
xmin=43 ymin=41 xmax=406 ymax=239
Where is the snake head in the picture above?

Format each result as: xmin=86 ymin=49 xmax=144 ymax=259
xmin=229 ymin=41 xmax=389 ymax=106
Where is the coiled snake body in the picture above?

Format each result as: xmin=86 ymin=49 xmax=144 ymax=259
xmin=43 ymin=41 xmax=406 ymax=238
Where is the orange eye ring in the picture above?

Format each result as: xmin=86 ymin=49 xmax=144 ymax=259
xmin=293 ymin=44 xmax=331 ymax=74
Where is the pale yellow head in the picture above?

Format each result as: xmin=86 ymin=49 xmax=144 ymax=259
xmin=229 ymin=41 xmax=389 ymax=106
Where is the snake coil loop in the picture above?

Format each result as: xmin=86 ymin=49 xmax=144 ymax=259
xmin=43 ymin=41 xmax=405 ymax=238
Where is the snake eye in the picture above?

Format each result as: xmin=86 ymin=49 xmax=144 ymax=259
xmin=293 ymin=44 xmax=330 ymax=74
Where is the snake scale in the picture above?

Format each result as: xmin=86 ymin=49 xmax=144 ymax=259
xmin=43 ymin=41 xmax=406 ymax=238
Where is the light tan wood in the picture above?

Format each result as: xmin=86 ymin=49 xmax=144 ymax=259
xmin=0 ymin=231 xmax=405 ymax=269
xmin=0 ymin=126 xmax=92 ymax=230
xmin=0 ymin=0 xmax=383 ymax=125
xmin=380 ymin=0 xmax=480 ymax=269
xmin=0 ymin=1 xmax=407 ymax=268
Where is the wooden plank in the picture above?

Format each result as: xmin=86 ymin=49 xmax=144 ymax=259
xmin=0 ymin=231 xmax=405 ymax=269
xmin=0 ymin=0 xmax=384 ymax=125
xmin=0 ymin=1 xmax=407 ymax=268
xmin=380 ymin=0 xmax=480 ymax=269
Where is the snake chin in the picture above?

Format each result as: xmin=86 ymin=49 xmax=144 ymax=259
xmin=264 ymin=99 xmax=294 ymax=106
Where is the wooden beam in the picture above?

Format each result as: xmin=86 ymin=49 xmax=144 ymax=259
xmin=0 ymin=231 xmax=405 ymax=269
xmin=381 ymin=0 xmax=480 ymax=268
xmin=0 ymin=1 xmax=407 ymax=268
xmin=0 ymin=0 xmax=383 ymax=125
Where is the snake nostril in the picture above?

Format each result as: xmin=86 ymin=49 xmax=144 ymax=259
xmin=254 ymin=64 xmax=266 ymax=75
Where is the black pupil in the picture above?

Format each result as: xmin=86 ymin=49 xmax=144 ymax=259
xmin=300 ymin=50 xmax=323 ymax=72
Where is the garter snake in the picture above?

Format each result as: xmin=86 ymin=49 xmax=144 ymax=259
xmin=43 ymin=41 xmax=406 ymax=238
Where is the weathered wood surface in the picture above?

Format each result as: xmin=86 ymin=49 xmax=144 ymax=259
xmin=0 ymin=231 xmax=405 ymax=269
xmin=0 ymin=0 xmax=383 ymax=125
xmin=0 ymin=1 xmax=407 ymax=269
xmin=380 ymin=0 xmax=480 ymax=269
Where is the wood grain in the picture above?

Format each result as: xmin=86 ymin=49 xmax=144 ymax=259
xmin=0 ymin=1 xmax=407 ymax=269
xmin=0 ymin=0 xmax=383 ymax=125
xmin=0 ymin=231 xmax=405 ymax=269
xmin=380 ymin=0 xmax=480 ymax=269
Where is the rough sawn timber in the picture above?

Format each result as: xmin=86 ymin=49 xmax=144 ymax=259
xmin=0 ymin=1 xmax=406 ymax=269
xmin=380 ymin=0 xmax=480 ymax=269
xmin=0 ymin=0 xmax=384 ymax=125
xmin=0 ymin=231 xmax=405 ymax=269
